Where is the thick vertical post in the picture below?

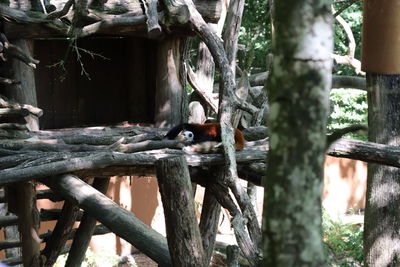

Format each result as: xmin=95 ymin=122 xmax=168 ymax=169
xmin=156 ymin=156 xmax=205 ymax=267
xmin=362 ymin=1 xmax=400 ymax=266
xmin=2 ymin=39 xmax=40 ymax=267
xmin=65 ymin=177 xmax=110 ymax=267
xmin=154 ymin=37 xmax=188 ymax=127
xmin=364 ymin=75 xmax=400 ymax=266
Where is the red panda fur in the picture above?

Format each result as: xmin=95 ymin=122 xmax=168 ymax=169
xmin=165 ymin=123 xmax=245 ymax=153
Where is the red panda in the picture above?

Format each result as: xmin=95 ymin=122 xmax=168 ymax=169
xmin=165 ymin=123 xmax=245 ymax=153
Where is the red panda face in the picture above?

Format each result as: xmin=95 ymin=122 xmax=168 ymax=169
xmin=176 ymin=130 xmax=194 ymax=142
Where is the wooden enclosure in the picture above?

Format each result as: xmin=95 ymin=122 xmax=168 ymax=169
xmin=0 ymin=0 xmax=382 ymax=266
xmin=34 ymin=37 xmax=157 ymax=129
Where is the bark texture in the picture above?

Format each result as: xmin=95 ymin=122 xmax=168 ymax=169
xmin=156 ymin=156 xmax=205 ymax=267
xmin=364 ymin=74 xmax=400 ymax=267
xmin=262 ymin=1 xmax=332 ymax=266
xmin=43 ymin=174 xmax=171 ymax=266
xmin=155 ymin=37 xmax=187 ymax=127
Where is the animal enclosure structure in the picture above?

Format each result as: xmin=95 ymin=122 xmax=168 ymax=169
xmin=0 ymin=0 xmax=270 ymax=266
xmin=1 ymin=0 xmax=400 ymax=266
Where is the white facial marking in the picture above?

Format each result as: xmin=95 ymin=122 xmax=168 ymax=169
xmin=176 ymin=130 xmax=194 ymax=142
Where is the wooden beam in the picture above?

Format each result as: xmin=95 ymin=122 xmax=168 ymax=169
xmin=43 ymin=174 xmax=171 ymax=266
xmin=0 ymin=224 xmax=110 ymax=250
xmin=3 ymin=0 xmax=222 ymax=39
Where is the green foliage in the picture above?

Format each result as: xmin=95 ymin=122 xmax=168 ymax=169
xmin=323 ymin=212 xmax=364 ymax=267
xmin=328 ymin=89 xmax=368 ymax=140
xmin=54 ymin=248 xmax=125 ymax=267
xmin=238 ymin=0 xmax=270 ymax=72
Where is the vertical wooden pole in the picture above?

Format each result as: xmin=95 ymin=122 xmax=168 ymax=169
xmin=65 ymin=177 xmax=110 ymax=267
xmin=154 ymin=37 xmax=188 ymax=127
xmin=364 ymin=75 xmax=400 ymax=266
xmin=2 ymin=39 xmax=41 ymax=267
xmin=42 ymin=201 xmax=80 ymax=266
xmin=362 ymin=2 xmax=400 ymax=265
xmin=156 ymin=156 xmax=205 ymax=267
xmin=199 ymin=187 xmax=220 ymax=264
xmin=4 ymin=39 xmax=39 ymax=131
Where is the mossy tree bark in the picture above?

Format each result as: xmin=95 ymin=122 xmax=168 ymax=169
xmin=364 ymin=75 xmax=400 ymax=266
xmin=262 ymin=1 xmax=332 ymax=266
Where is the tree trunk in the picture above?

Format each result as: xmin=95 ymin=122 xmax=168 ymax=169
xmin=262 ymin=1 xmax=332 ymax=266
xmin=364 ymin=74 xmax=400 ymax=266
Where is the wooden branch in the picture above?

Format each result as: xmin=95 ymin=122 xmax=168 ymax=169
xmin=80 ymin=15 xmax=147 ymax=37
xmin=0 ymin=107 xmax=29 ymax=117
xmin=4 ymin=42 xmax=40 ymax=68
xmin=0 ymin=209 xmax=83 ymax=228
xmin=39 ymin=208 xmax=83 ymax=222
xmin=232 ymin=72 xmax=250 ymax=128
xmin=331 ymin=75 xmax=366 ymax=90
xmin=0 ymin=32 xmax=39 ymax=67
xmin=156 ymin=156 xmax=205 ymax=266
xmin=187 ymin=65 xmax=219 ymax=113
xmin=327 ymin=124 xmax=367 ymax=146
xmin=199 ymin=187 xmax=221 ymax=264
xmin=229 ymin=181 xmax=261 ymax=248
xmin=0 ymin=97 xmax=43 ymax=117
xmin=141 ymin=0 xmax=162 ymax=39
xmin=216 ymin=0 xmax=261 ymax=249
xmin=0 ymin=151 xmax=94 ymax=170
xmin=332 ymin=6 xmax=363 ymax=74
xmin=248 ymin=71 xmax=269 ymax=87
xmin=41 ymin=201 xmax=80 ymax=266
xmin=4 ymin=132 xmax=400 ymax=187
xmin=43 ymin=174 xmax=171 ymax=266
xmin=46 ymin=0 xmax=74 ymax=19
xmin=0 ymin=215 xmax=18 ymax=228
xmin=3 ymin=0 xmax=222 ymax=39
xmin=0 ymin=123 xmax=29 ymax=130
xmin=223 ymin=0 xmax=245 ymax=74
xmin=0 ymin=147 xmax=267 ymax=185
xmin=0 ymin=224 xmax=110 ymax=250
xmin=0 ymin=141 xmax=110 ymax=152
xmin=0 ymin=4 xmax=46 ymax=24
xmin=205 ymin=178 xmax=259 ymax=265
xmin=333 ymin=0 xmax=358 ymax=17
xmin=174 ymin=8 xmax=261 ymax=246
xmin=13 ymin=181 xmax=41 ymax=267
xmin=116 ymin=139 xmax=190 ymax=153
xmin=235 ymin=71 xmax=367 ymax=91
xmin=0 ymin=77 xmax=20 ymax=85
xmin=65 ymin=177 xmax=110 ymax=267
